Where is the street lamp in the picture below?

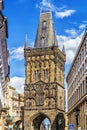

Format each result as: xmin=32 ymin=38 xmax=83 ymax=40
xmin=74 ymin=107 xmax=80 ymax=130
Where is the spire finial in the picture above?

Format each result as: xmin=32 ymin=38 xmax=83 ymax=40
xmin=62 ymin=44 xmax=66 ymax=55
xmin=24 ymin=34 xmax=28 ymax=48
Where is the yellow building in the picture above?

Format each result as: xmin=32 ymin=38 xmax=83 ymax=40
xmin=66 ymin=30 xmax=87 ymax=130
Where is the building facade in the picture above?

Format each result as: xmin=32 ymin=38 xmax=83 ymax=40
xmin=0 ymin=0 xmax=9 ymax=107
xmin=0 ymin=0 xmax=4 ymax=10
xmin=0 ymin=0 xmax=10 ymax=129
xmin=5 ymin=85 xmax=24 ymax=129
xmin=66 ymin=30 xmax=87 ymax=130
xmin=24 ymin=11 xmax=66 ymax=130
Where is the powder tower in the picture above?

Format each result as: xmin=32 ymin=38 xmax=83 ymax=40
xmin=24 ymin=11 xmax=66 ymax=130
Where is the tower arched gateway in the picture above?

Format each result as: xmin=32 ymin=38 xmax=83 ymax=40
xmin=24 ymin=11 xmax=66 ymax=130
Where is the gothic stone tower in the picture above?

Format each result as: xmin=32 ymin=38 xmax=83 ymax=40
xmin=24 ymin=11 xmax=66 ymax=130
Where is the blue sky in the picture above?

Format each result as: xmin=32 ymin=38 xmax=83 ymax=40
xmin=3 ymin=0 xmax=87 ymax=93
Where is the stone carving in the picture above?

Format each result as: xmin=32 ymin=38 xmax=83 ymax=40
xmin=44 ymin=98 xmax=49 ymax=107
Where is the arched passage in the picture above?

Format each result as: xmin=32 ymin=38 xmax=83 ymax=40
xmin=32 ymin=112 xmax=51 ymax=130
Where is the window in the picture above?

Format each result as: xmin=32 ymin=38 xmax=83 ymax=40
xmin=44 ymin=69 xmax=48 ymax=79
xmin=42 ymin=21 xmax=47 ymax=34
xmin=84 ymin=43 xmax=86 ymax=56
xmin=34 ymin=70 xmax=38 ymax=80
xmin=82 ymin=48 xmax=84 ymax=59
xmin=83 ymin=80 xmax=84 ymax=95
xmin=41 ymin=37 xmax=45 ymax=47
xmin=42 ymin=21 xmax=47 ymax=29
xmin=86 ymin=77 xmax=87 ymax=93
xmin=85 ymin=60 xmax=87 ymax=71
xmin=16 ymin=111 xmax=19 ymax=116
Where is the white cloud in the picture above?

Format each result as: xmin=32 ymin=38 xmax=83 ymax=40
xmin=57 ymin=31 xmax=84 ymax=64
xmin=66 ymin=50 xmax=75 ymax=63
xmin=8 ymin=76 xmax=25 ymax=93
xmin=55 ymin=10 xmax=76 ymax=19
xmin=79 ymin=24 xmax=87 ymax=30
xmin=65 ymin=29 xmax=77 ymax=37
xmin=41 ymin=0 xmax=52 ymax=9
xmin=37 ymin=0 xmax=76 ymax=19
xmin=10 ymin=46 xmax=24 ymax=61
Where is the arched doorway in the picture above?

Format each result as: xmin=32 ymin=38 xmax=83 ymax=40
xmin=32 ymin=113 xmax=51 ymax=130
xmin=56 ymin=113 xmax=65 ymax=130
xmin=13 ymin=120 xmax=22 ymax=130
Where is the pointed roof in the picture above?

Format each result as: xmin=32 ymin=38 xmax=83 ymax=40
xmin=34 ymin=12 xmax=58 ymax=48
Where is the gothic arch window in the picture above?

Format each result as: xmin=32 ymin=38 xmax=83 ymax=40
xmin=41 ymin=37 xmax=45 ymax=47
xmin=42 ymin=21 xmax=47 ymax=29
xmin=34 ymin=70 xmax=39 ymax=80
xmin=44 ymin=69 xmax=48 ymax=79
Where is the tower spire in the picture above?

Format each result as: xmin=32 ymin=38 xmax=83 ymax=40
xmin=62 ymin=44 xmax=66 ymax=55
xmin=34 ymin=11 xmax=58 ymax=48
xmin=24 ymin=34 xmax=29 ymax=48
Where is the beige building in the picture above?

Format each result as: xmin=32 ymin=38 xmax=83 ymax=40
xmin=5 ymin=85 xmax=24 ymax=129
xmin=24 ymin=11 xmax=66 ymax=130
xmin=66 ymin=30 xmax=87 ymax=130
